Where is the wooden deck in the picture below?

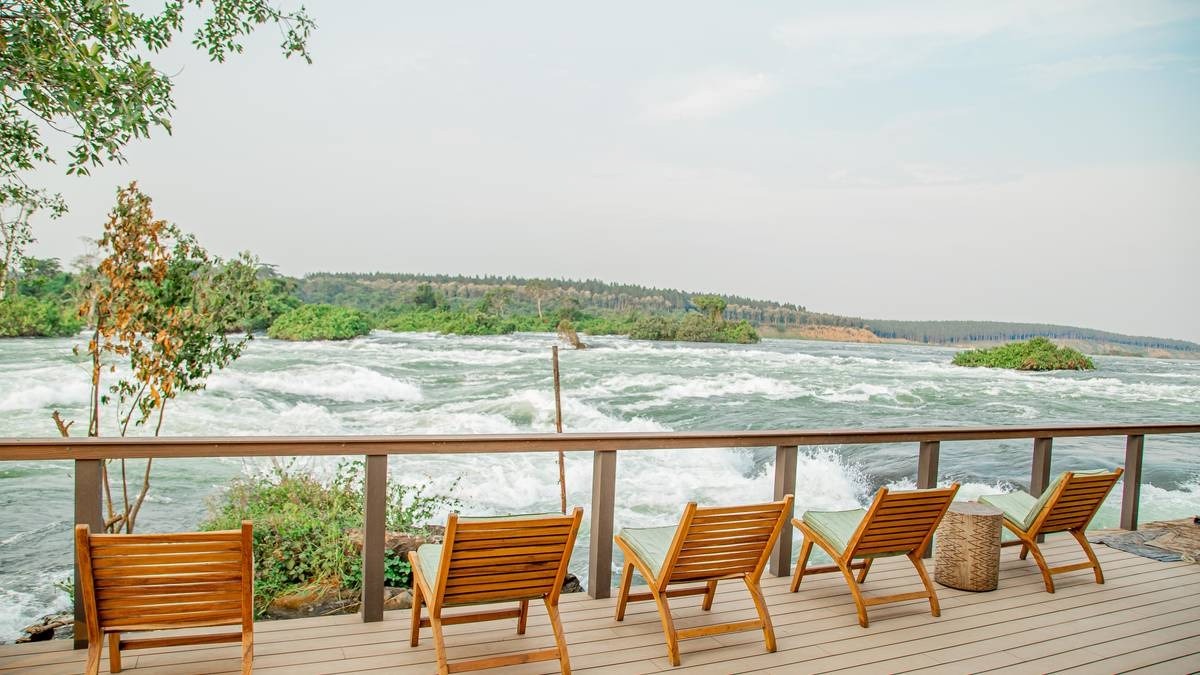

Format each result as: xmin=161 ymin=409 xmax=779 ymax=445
xmin=3 ymin=534 xmax=1197 ymax=674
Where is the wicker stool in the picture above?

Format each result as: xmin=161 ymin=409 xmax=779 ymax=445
xmin=934 ymin=501 xmax=1003 ymax=591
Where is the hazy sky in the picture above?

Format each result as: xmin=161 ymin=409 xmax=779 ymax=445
xmin=27 ymin=1 xmax=1200 ymax=341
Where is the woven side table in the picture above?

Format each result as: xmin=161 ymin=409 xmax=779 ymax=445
xmin=935 ymin=501 xmax=1003 ymax=591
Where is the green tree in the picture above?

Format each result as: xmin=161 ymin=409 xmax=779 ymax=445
xmin=0 ymin=187 xmax=66 ymax=299
xmin=1 ymin=1 xmax=314 ymax=208
xmin=691 ymin=295 xmax=727 ymax=324
xmin=412 ymin=282 xmax=439 ymax=310
xmin=525 ymin=280 xmax=552 ymax=319
xmin=61 ymin=183 xmax=261 ymax=533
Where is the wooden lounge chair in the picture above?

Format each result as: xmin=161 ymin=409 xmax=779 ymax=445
xmin=790 ymin=484 xmax=959 ymax=628
xmin=979 ymin=468 xmax=1123 ymax=593
xmin=74 ymin=521 xmax=254 ymax=675
xmin=614 ymin=496 xmax=794 ymax=667
xmin=409 ymin=508 xmax=583 ymax=674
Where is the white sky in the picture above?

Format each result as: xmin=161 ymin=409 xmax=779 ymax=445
xmin=26 ymin=1 xmax=1200 ymax=342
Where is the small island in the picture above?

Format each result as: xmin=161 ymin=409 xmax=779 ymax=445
xmin=268 ymin=304 xmax=372 ymax=341
xmin=952 ymin=337 xmax=1096 ymax=371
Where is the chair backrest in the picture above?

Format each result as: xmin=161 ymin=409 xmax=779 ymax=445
xmin=661 ymin=496 xmax=794 ymax=588
xmin=1031 ymin=469 xmax=1123 ymax=534
xmin=846 ymin=485 xmax=959 ymax=559
xmin=434 ymin=508 xmax=583 ymax=608
xmin=75 ymin=521 xmax=253 ymax=635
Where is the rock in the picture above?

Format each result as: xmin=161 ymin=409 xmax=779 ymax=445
xmin=383 ymin=587 xmax=413 ymax=610
xmin=561 ymin=573 xmax=582 ymax=594
xmin=16 ymin=613 xmax=72 ymax=643
xmin=345 ymin=528 xmax=442 ymax=556
xmin=265 ymin=584 xmax=359 ymax=620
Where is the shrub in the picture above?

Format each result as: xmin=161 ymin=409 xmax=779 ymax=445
xmin=629 ymin=315 xmax=677 ymax=340
xmin=267 ymin=304 xmax=371 ymax=341
xmin=719 ymin=320 xmax=761 ymax=344
xmin=202 ymin=462 xmax=460 ymax=614
xmin=0 ymin=296 xmax=82 ymax=337
xmin=674 ymin=313 xmax=719 ymax=342
xmin=952 ymin=337 xmax=1095 ymax=371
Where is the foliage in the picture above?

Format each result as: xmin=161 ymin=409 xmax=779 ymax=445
xmin=952 ymin=337 xmax=1096 ymax=371
xmin=0 ymin=295 xmax=81 ymax=336
xmin=690 ymin=295 xmax=727 ymax=323
xmin=202 ymin=462 xmax=460 ymax=615
xmin=73 ymin=183 xmax=260 ymax=533
xmin=268 ymin=304 xmax=371 ymax=341
xmin=1 ymin=0 xmax=313 ymax=200
xmin=628 ymin=315 xmax=676 ymax=341
xmin=674 ymin=313 xmax=719 ymax=342
xmin=0 ymin=186 xmax=66 ymax=299
xmin=411 ymin=282 xmax=439 ymax=310
xmin=628 ymin=313 xmax=760 ymax=344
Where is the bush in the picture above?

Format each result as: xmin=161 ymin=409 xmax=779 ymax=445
xmin=719 ymin=320 xmax=761 ymax=344
xmin=674 ymin=313 xmax=719 ymax=342
xmin=0 ymin=296 xmax=82 ymax=337
xmin=629 ymin=315 xmax=677 ymax=340
xmin=267 ymin=304 xmax=371 ymax=341
xmin=202 ymin=462 xmax=460 ymax=614
xmin=952 ymin=337 xmax=1095 ymax=371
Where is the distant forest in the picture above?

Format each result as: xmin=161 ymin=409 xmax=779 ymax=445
xmin=299 ymin=272 xmax=1200 ymax=354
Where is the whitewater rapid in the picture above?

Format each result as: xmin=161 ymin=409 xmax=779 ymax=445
xmin=0 ymin=331 xmax=1197 ymax=640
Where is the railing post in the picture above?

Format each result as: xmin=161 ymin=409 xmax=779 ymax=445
xmin=588 ymin=450 xmax=616 ymax=599
xmin=1031 ymin=437 xmax=1053 ymax=543
xmin=770 ymin=445 xmax=798 ymax=577
xmin=1121 ymin=435 xmax=1144 ymax=530
xmin=362 ymin=454 xmax=387 ymax=622
xmin=917 ymin=441 xmax=940 ymax=558
xmin=74 ymin=458 xmax=103 ymax=649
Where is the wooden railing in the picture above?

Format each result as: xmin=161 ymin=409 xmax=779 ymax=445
xmin=1 ymin=422 xmax=1197 ymax=648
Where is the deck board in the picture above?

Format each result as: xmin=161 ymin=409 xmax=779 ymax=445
xmin=2 ymin=534 xmax=1196 ymax=674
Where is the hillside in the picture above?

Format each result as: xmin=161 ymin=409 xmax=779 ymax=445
xmin=297 ymin=272 xmax=1200 ymax=358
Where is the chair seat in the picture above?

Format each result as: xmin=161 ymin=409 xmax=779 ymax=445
xmin=802 ymin=508 xmax=866 ymax=556
xmin=979 ymin=491 xmax=1037 ymax=529
xmin=980 ymin=469 xmax=1108 ymax=530
xmin=617 ymin=525 xmax=678 ymax=579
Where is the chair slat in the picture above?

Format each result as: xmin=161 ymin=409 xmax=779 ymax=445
xmin=96 ymin=581 xmax=240 ymax=600
xmin=101 ymin=599 xmax=242 ymax=622
xmin=90 ymin=541 xmax=243 ymax=557
xmin=92 ymin=562 xmax=242 ymax=580
xmin=89 ymin=531 xmax=240 ymax=544
xmin=92 ymin=551 xmax=243 ymax=569
xmin=99 ymin=591 xmax=242 ymax=610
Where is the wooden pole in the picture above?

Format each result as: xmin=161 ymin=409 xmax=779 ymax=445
xmin=769 ymin=445 xmax=797 ymax=577
xmin=552 ymin=346 xmax=566 ymax=514
xmin=1121 ymin=434 xmax=1144 ymax=530
xmin=588 ymin=450 xmax=617 ymax=598
xmin=361 ymin=454 xmax=387 ymax=622
xmin=917 ymin=441 xmax=940 ymax=558
xmin=74 ymin=458 xmax=103 ymax=649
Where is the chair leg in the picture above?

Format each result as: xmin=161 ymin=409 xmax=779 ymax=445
xmin=701 ymin=580 xmax=718 ymax=611
xmin=108 ymin=633 xmax=121 ymax=673
xmin=1019 ymin=543 xmax=1029 ymax=560
xmin=84 ymin=638 xmax=101 ymax=675
xmin=517 ymin=599 xmax=530 ymax=634
xmin=836 ymin=559 xmax=871 ymax=628
xmin=429 ymin=614 xmax=450 ymax=675
xmin=1022 ymin=537 xmax=1056 ymax=593
xmin=743 ymin=575 xmax=777 ymax=653
xmin=410 ymin=581 xmax=423 ymax=647
xmin=908 ymin=552 xmax=940 ymax=618
xmin=241 ymin=627 xmax=253 ymax=675
xmin=650 ymin=587 xmax=682 ymax=666
xmin=615 ymin=561 xmax=634 ymax=621
xmin=1070 ymin=529 xmax=1106 ymax=584
xmin=545 ymin=599 xmax=572 ymax=675
xmin=856 ymin=558 xmax=874 ymax=584
xmin=789 ymin=537 xmax=814 ymax=592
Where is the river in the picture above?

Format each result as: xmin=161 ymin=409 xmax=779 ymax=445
xmin=1 ymin=331 xmax=1198 ymax=640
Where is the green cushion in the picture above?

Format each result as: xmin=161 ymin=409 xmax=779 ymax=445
xmin=980 ymin=469 xmax=1111 ymax=530
xmin=617 ymin=525 xmax=678 ymax=580
xmin=979 ymin=491 xmax=1038 ymax=530
xmin=415 ymin=543 xmax=444 ymax=591
xmin=802 ymin=508 xmax=866 ymax=556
